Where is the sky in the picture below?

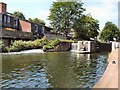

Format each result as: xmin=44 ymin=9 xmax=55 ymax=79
xmin=0 ymin=0 xmax=119 ymax=30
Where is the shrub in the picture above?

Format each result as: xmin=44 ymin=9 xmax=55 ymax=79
xmin=33 ymin=38 xmax=48 ymax=49
xmin=0 ymin=40 xmax=4 ymax=52
xmin=43 ymin=38 xmax=61 ymax=50
xmin=4 ymin=38 xmax=74 ymax=52
xmin=49 ymin=38 xmax=60 ymax=46
xmin=24 ymin=41 xmax=34 ymax=49
xmin=5 ymin=38 xmax=49 ymax=52
xmin=7 ymin=40 xmax=25 ymax=52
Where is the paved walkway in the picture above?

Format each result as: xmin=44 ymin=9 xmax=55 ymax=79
xmin=93 ymin=48 xmax=120 ymax=89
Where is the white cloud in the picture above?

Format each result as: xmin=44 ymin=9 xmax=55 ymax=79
xmin=2 ymin=0 xmax=119 ymax=28
xmin=85 ymin=6 xmax=117 ymax=20
xmin=34 ymin=10 xmax=50 ymax=26
xmin=83 ymin=0 xmax=119 ymax=30
xmin=37 ymin=10 xmax=50 ymax=19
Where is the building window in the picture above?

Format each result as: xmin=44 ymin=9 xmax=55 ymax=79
xmin=34 ymin=25 xmax=38 ymax=33
xmin=13 ymin=18 xmax=18 ymax=27
xmin=4 ymin=15 xmax=7 ymax=23
xmin=0 ymin=14 xmax=2 ymax=22
xmin=7 ymin=16 xmax=10 ymax=23
xmin=3 ymin=15 xmax=7 ymax=26
xmin=42 ymin=26 xmax=45 ymax=34
xmin=7 ymin=16 xmax=11 ymax=27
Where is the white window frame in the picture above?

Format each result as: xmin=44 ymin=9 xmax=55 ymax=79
xmin=4 ymin=15 xmax=7 ymax=23
xmin=34 ymin=25 xmax=38 ymax=32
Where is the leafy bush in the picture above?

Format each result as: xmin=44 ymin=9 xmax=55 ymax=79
xmin=0 ymin=40 xmax=4 ymax=48
xmin=6 ymin=40 xmax=25 ymax=52
xmin=4 ymin=38 xmax=73 ymax=52
xmin=5 ymin=38 xmax=48 ymax=52
xmin=0 ymin=40 xmax=4 ymax=52
xmin=49 ymin=38 xmax=60 ymax=46
xmin=43 ymin=38 xmax=61 ymax=50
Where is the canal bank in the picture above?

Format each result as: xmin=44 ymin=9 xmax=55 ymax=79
xmin=93 ymin=48 xmax=120 ymax=89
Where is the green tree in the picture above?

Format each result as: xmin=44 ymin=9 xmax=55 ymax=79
xmin=48 ymin=1 xmax=85 ymax=38
xmin=12 ymin=11 xmax=26 ymax=20
xmin=29 ymin=18 xmax=45 ymax=26
xmin=99 ymin=21 xmax=120 ymax=41
xmin=73 ymin=14 xmax=99 ymax=40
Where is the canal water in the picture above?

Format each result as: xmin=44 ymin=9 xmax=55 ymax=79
xmin=2 ymin=52 xmax=109 ymax=88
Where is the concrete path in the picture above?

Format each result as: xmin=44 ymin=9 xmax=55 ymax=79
xmin=93 ymin=48 xmax=120 ymax=90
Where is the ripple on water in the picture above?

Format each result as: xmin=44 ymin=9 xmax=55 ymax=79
xmin=2 ymin=52 xmax=108 ymax=88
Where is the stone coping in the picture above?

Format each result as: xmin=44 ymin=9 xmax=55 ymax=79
xmin=93 ymin=48 xmax=120 ymax=89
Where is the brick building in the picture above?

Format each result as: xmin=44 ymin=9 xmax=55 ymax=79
xmin=0 ymin=2 xmax=45 ymax=46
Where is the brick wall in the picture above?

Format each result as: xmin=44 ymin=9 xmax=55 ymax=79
xmin=19 ymin=20 xmax=32 ymax=32
xmin=0 ymin=2 xmax=6 ymax=14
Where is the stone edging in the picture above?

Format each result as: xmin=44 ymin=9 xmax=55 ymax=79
xmin=93 ymin=48 xmax=119 ymax=89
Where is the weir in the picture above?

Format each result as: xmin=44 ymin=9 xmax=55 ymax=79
xmin=71 ymin=43 xmax=77 ymax=51
xmin=71 ymin=41 xmax=92 ymax=53
xmin=71 ymin=41 xmax=113 ymax=53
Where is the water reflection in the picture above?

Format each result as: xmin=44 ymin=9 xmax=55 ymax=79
xmin=2 ymin=52 xmax=109 ymax=88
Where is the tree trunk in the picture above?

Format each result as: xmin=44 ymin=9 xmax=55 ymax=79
xmin=65 ymin=31 xmax=69 ymax=40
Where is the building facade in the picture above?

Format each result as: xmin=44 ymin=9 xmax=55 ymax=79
xmin=0 ymin=2 xmax=66 ymax=46
xmin=0 ymin=2 xmax=45 ymax=46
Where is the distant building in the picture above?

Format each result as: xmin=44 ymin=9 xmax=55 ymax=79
xmin=44 ymin=26 xmax=66 ymax=40
xmin=118 ymin=1 xmax=120 ymax=28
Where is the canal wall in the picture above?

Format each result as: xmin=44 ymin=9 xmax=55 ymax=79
xmin=90 ymin=42 xmax=111 ymax=52
xmin=71 ymin=41 xmax=111 ymax=53
xmin=93 ymin=48 xmax=120 ymax=89
xmin=54 ymin=42 xmax=71 ymax=51
xmin=99 ymin=42 xmax=111 ymax=52
xmin=44 ymin=42 xmax=71 ymax=52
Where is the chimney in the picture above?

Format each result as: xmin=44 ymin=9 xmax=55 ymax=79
xmin=0 ymin=2 xmax=7 ymax=14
